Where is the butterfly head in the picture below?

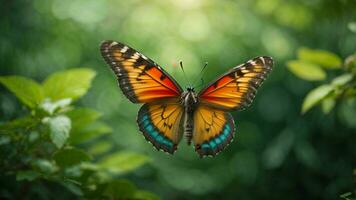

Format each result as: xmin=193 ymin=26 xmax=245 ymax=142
xmin=186 ymin=86 xmax=195 ymax=92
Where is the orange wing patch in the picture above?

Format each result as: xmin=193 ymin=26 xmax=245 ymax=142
xmin=137 ymin=101 xmax=184 ymax=154
xmin=193 ymin=105 xmax=235 ymax=157
xmin=101 ymin=40 xmax=183 ymax=103
xmin=199 ymin=56 xmax=273 ymax=110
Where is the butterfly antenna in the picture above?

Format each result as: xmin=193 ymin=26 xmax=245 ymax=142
xmin=193 ymin=61 xmax=208 ymax=88
xmin=180 ymin=61 xmax=191 ymax=87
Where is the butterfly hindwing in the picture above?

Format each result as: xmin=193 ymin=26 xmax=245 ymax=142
xmin=193 ymin=105 xmax=235 ymax=157
xmin=101 ymin=40 xmax=183 ymax=103
xmin=199 ymin=56 xmax=273 ymax=110
xmin=137 ymin=100 xmax=184 ymax=154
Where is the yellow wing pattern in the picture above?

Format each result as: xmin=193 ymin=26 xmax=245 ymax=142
xmin=193 ymin=105 xmax=235 ymax=157
xmin=137 ymin=100 xmax=184 ymax=154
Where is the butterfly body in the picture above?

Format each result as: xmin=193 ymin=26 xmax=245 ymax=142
xmin=181 ymin=87 xmax=198 ymax=145
xmin=100 ymin=40 xmax=273 ymax=157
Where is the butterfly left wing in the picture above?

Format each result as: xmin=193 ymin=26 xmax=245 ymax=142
xmin=199 ymin=56 xmax=273 ymax=111
xmin=137 ymin=100 xmax=184 ymax=154
xmin=101 ymin=40 xmax=183 ymax=103
xmin=193 ymin=105 xmax=235 ymax=157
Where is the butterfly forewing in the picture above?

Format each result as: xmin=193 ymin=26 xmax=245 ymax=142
xmin=100 ymin=40 xmax=183 ymax=103
xmin=199 ymin=56 xmax=273 ymax=111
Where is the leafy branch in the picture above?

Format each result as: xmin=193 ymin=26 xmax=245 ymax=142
xmin=0 ymin=69 xmax=158 ymax=200
xmin=287 ymin=48 xmax=356 ymax=114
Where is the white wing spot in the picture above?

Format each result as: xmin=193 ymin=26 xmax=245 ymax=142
xmin=131 ymin=52 xmax=140 ymax=59
xmin=141 ymin=54 xmax=148 ymax=60
xmin=120 ymin=46 xmax=129 ymax=53
xmin=109 ymin=41 xmax=118 ymax=47
xmin=260 ymin=57 xmax=266 ymax=65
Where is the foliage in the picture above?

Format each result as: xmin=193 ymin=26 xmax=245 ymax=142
xmin=287 ymin=49 xmax=356 ymax=198
xmin=287 ymin=49 xmax=356 ymax=114
xmin=0 ymin=69 xmax=158 ymax=200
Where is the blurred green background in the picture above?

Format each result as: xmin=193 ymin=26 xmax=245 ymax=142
xmin=1 ymin=0 xmax=355 ymax=199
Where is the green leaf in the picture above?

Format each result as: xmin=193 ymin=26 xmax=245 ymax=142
xmin=67 ymin=108 xmax=102 ymax=130
xmin=0 ymin=116 xmax=35 ymax=133
xmin=263 ymin=130 xmax=294 ymax=169
xmin=302 ymin=84 xmax=334 ymax=114
xmin=98 ymin=151 xmax=150 ymax=174
xmin=348 ymin=22 xmax=356 ymax=33
xmin=44 ymin=115 xmax=71 ymax=148
xmin=286 ymin=60 xmax=326 ymax=81
xmin=134 ymin=190 xmax=161 ymax=200
xmin=331 ymin=74 xmax=353 ymax=86
xmin=297 ymin=47 xmax=342 ymax=69
xmin=32 ymin=159 xmax=57 ymax=174
xmin=340 ymin=192 xmax=353 ymax=200
xmin=0 ymin=76 xmax=44 ymax=108
xmin=67 ymin=108 xmax=105 ymax=143
xmin=321 ymin=97 xmax=336 ymax=114
xmin=89 ymin=141 xmax=112 ymax=155
xmin=61 ymin=182 xmax=83 ymax=196
xmin=69 ymin=121 xmax=111 ymax=144
xmin=53 ymin=148 xmax=91 ymax=168
xmin=345 ymin=54 xmax=356 ymax=73
xmin=40 ymin=98 xmax=72 ymax=115
xmin=43 ymin=68 xmax=96 ymax=101
xmin=104 ymin=180 xmax=136 ymax=199
xmin=16 ymin=170 xmax=41 ymax=181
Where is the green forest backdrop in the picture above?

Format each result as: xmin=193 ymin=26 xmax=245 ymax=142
xmin=0 ymin=0 xmax=355 ymax=199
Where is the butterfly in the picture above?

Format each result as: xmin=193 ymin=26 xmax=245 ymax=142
xmin=100 ymin=40 xmax=273 ymax=157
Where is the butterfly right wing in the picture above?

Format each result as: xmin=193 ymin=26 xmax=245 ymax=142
xmin=137 ymin=100 xmax=184 ymax=154
xmin=192 ymin=105 xmax=235 ymax=157
xmin=101 ymin=40 xmax=183 ymax=103
xmin=199 ymin=56 xmax=273 ymax=110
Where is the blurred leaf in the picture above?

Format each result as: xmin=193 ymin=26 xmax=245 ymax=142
xmin=338 ymin=98 xmax=356 ymax=128
xmin=0 ymin=136 xmax=11 ymax=145
xmin=0 ymin=76 xmax=44 ymax=108
xmin=61 ymin=182 xmax=83 ymax=196
xmin=263 ymin=129 xmax=294 ymax=169
xmin=286 ymin=60 xmax=326 ymax=81
xmin=321 ymin=97 xmax=336 ymax=114
xmin=0 ymin=116 xmax=35 ymax=133
xmin=104 ymin=180 xmax=136 ymax=199
xmin=69 ymin=121 xmax=111 ymax=144
xmin=53 ymin=148 xmax=91 ymax=168
xmin=40 ymin=98 xmax=72 ymax=115
xmin=44 ymin=115 xmax=71 ymax=148
xmin=43 ymin=68 xmax=96 ymax=101
xmin=32 ymin=159 xmax=56 ymax=174
xmin=298 ymin=47 xmax=342 ymax=69
xmin=348 ymin=22 xmax=356 ymax=33
xmin=98 ymin=151 xmax=150 ymax=174
xmin=294 ymin=141 xmax=320 ymax=169
xmin=331 ymin=74 xmax=353 ymax=86
xmin=89 ymin=141 xmax=112 ymax=155
xmin=340 ymin=192 xmax=354 ymax=200
xmin=133 ymin=190 xmax=161 ymax=200
xmin=345 ymin=54 xmax=356 ymax=73
xmin=302 ymin=85 xmax=334 ymax=114
xmin=16 ymin=170 xmax=41 ymax=181
xmin=67 ymin=108 xmax=102 ymax=130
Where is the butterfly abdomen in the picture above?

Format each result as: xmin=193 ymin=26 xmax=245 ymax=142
xmin=182 ymin=90 xmax=198 ymax=145
xmin=184 ymin=116 xmax=194 ymax=145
